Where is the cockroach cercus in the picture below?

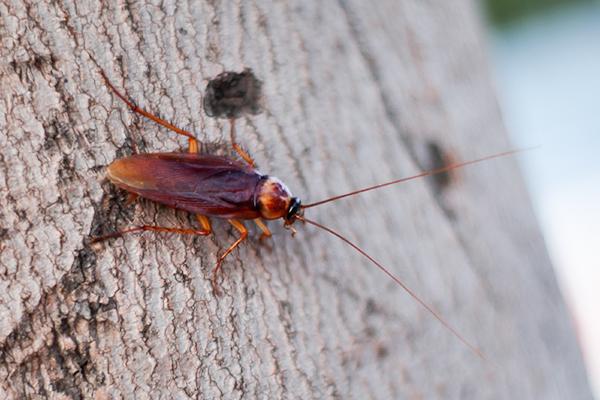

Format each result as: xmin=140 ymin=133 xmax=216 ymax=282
xmin=93 ymin=69 xmax=527 ymax=360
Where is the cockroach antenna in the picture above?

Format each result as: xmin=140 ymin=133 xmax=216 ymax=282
xmin=301 ymin=148 xmax=536 ymax=209
xmin=294 ymin=147 xmax=536 ymax=360
xmin=297 ymin=214 xmax=485 ymax=359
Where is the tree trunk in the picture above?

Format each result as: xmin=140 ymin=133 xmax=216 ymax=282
xmin=0 ymin=1 xmax=592 ymax=399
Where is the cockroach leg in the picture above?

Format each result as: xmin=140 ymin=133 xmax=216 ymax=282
xmin=99 ymin=70 xmax=199 ymax=152
xmin=188 ymin=138 xmax=198 ymax=154
xmin=125 ymin=193 xmax=139 ymax=206
xmin=284 ymin=223 xmax=298 ymax=237
xmin=196 ymin=214 xmax=212 ymax=234
xmin=211 ymin=219 xmax=248 ymax=295
xmin=229 ymin=118 xmax=255 ymax=167
xmin=91 ymin=223 xmax=212 ymax=244
xmin=129 ymin=130 xmax=140 ymax=154
xmin=253 ymin=218 xmax=272 ymax=240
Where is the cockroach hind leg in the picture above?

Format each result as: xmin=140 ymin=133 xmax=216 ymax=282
xmin=125 ymin=193 xmax=139 ymax=206
xmin=196 ymin=215 xmax=212 ymax=234
xmin=89 ymin=224 xmax=212 ymax=248
xmin=89 ymin=230 xmax=125 ymax=245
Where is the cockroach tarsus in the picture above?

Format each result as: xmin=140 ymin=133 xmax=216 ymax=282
xmin=94 ymin=69 xmax=527 ymax=360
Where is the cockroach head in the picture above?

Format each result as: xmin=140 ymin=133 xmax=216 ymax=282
xmin=255 ymin=176 xmax=302 ymax=222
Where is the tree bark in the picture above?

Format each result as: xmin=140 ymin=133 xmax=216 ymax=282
xmin=0 ymin=1 xmax=592 ymax=399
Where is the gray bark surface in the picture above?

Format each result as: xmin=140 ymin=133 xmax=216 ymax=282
xmin=0 ymin=1 xmax=592 ymax=399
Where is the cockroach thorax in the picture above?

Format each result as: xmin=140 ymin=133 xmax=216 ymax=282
xmin=255 ymin=176 xmax=295 ymax=220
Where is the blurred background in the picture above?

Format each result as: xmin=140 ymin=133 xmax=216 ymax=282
xmin=481 ymin=0 xmax=600 ymax=397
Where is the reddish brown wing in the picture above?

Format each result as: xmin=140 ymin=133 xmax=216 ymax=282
xmin=106 ymin=153 xmax=264 ymax=219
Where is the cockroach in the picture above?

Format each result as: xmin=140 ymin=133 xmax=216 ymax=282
xmin=93 ymin=70 xmax=525 ymax=359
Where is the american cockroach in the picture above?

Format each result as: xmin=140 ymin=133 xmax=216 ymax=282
xmin=93 ymin=69 xmax=526 ymax=359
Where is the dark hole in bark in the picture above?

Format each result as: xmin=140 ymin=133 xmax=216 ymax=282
xmin=203 ymin=69 xmax=263 ymax=119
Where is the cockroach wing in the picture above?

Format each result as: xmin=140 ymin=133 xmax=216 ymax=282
xmin=106 ymin=153 xmax=264 ymax=219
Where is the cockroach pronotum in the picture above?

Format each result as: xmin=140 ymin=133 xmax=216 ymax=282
xmin=93 ymin=69 xmax=527 ymax=359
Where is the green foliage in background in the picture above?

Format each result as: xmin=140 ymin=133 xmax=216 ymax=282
xmin=483 ymin=0 xmax=594 ymax=25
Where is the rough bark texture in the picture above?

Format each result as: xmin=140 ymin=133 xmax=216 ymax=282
xmin=0 ymin=1 xmax=593 ymax=399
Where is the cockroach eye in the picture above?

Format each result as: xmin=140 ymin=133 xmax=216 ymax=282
xmin=286 ymin=197 xmax=302 ymax=222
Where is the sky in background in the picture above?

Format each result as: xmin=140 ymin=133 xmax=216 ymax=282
xmin=487 ymin=2 xmax=600 ymax=397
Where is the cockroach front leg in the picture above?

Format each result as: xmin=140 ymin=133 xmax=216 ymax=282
xmin=211 ymin=219 xmax=248 ymax=295
xmin=229 ymin=119 xmax=255 ymax=167
xmin=99 ymin=70 xmax=199 ymax=153
xmin=253 ymin=218 xmax=272 ymax=240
